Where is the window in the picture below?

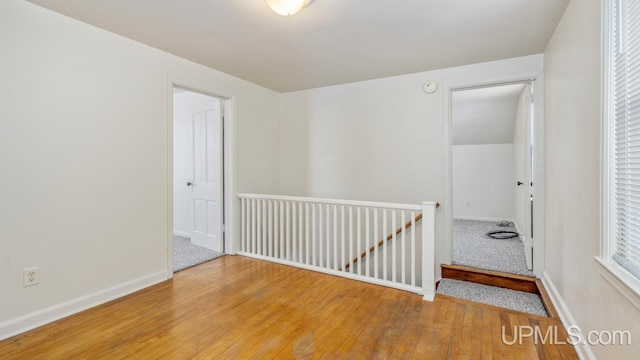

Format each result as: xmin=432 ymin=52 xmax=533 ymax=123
xmin=601 ymin=0 xmax=640 ymax=308
xmin=610 ymin=0 xmax=640 ymax=279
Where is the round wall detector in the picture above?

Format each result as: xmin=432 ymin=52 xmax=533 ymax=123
xmin=423 ymin=81 xmax=438 ymax=94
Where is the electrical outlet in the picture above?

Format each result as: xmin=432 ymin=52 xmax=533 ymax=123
xmin=23 ymin=267 xmax=39 ymax=287
xmin=466 ymin=201 xmax=471 ymax=207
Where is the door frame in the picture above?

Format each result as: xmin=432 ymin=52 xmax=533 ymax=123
xmin=166 ymin=79 xmax=238 ymax=276
xmin=442 ymin=73 xmax=545 ymax=278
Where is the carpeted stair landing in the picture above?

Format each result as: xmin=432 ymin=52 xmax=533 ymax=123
xmin=437 ymin=279 xmax=548 ymax=317
xmin=173 ymin=235 xmax=224 ymax=272
xmin=453 ymin=219 xmax=534 ymax=277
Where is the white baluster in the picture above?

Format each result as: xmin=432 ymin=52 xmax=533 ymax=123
xmin=401 ymin=211 xmax=406 ymax=284
xmin=319 ymin=204 xmax=324 ymax=268
xmin=411 ymin=211 xmax=416 ymax=287
xmin=252 ymin=199 xmax=257 ymax=254
xmin=312 ymin=203 xmax=317 ymax=266
xmin=268 ymin=200 xmax=273 ymax=257
xmin=274 ymin=200 xmax=279 ymax=258
xmin=292 ymin=202 xmax=297 ymax=262
xmin=299 ymin=202 xmax=303 ymax=264
xmin=262 ymin=200 xmax=267 ymax=256
xmin=340 ymin=206 xmax=345 ymax=271
xmin=257 ymin=200 xmax=263 ymax=255
xmin=333 ymin=205 xmax=338 ymax=270
xmin=241 ymin=198 xmax=246 ymax=252
xmin=374 ymin=209 xmax=379 ymax=279
xmin=383 ymin=209 xmax=387 ymax=280
xmin=286 ymin=201 xmax=291 ymax=261
xmin=280 ymin=201 xmax=284 ymax=259
xmin=357 ymin=207 xmax=362 ymax=275
xmin=349 ymin=206 xmax=353 ymax=273
xmin=365 ymin=208 xmax=370 ymax=278
xmin=306 ymin=203 xmax=310 ymax=264
xmin=392 ymin=210 xmax=397 ymax=283
xmin=326 ymin=205 xmax=330 ymax=268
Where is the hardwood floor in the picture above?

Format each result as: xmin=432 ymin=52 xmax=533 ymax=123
xmin=0 ymin=256 xmax=577 ymax=359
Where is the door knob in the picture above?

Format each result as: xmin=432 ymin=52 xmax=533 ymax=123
xmin=187 ymin=182 xmax=193 ymax=187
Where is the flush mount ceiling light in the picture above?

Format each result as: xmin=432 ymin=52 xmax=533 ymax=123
xmin=265 ymin=0 xmax=313 ymax=16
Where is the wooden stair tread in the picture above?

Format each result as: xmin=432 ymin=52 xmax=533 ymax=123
xmin=441 ymin=264 xmax=536 ymax=282
xmin=440 ymin=264 xmax=560 ymax=320
xmin=441 ymin=264 xmax=537 ymax=293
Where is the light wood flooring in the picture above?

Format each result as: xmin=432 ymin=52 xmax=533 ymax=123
xmin=0 ymin=256 xmax=578 ymax=359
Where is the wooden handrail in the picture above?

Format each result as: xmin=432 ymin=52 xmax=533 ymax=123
xmin=341 ymin=202 xmax=439 ymax=271
xmin=342 ymin=214 xmax=421 ymax=271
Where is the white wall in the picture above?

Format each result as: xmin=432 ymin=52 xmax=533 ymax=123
xmin=452 ymin=144 xmax=515 ymax=221
xmin=0 ymin=0 xmax=280 ymax=339
xmin=280 ymin=55 xmax=542 ymax=202
xmin=544 ymin=0 xmax=640 ymax=358
xmin=513 ymin=88 xmax=528 ymax=234
xmin=280 ymin=54 xmax=543 ymax=277
xmin=172 ymin=91 xmax=221 ymax=236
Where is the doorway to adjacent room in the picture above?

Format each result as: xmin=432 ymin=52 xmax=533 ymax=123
xmin=171 ymin=86 xmax=225 ymax=272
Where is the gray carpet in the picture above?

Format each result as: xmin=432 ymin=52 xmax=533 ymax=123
xmin=173 ymin=235 xmax=224 ymax=272
xmin=453 ymin=219 xmax=534 ymax=277
xmin=437 ymin=279 xmax=548 ymax=316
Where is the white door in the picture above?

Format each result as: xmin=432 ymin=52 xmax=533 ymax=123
xmin=189 ymin=102 xmax=224 ymax=253
xmin=522 ymin=84 xmax=534 ymax=270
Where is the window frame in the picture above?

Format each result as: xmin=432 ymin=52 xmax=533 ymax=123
xmin=599 ymin=0 xmax=640 ymax=310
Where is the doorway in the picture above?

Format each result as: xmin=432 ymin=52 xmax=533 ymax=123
xmin=171 ymin=86 xmax=225 ymax=272
xmin=449 ymin=82 xmax=535 ymax=276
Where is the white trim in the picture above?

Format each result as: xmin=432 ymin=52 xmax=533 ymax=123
xmin=541 ymin=271 xmax=596 ymax=360
xmin=237 ymin=252 xmax=427 ymax=297
xmin=167 ymin=78 xmax=239 ymax=274
xmin=512 ymin=219 xmax=523 ymax=237
xmin=423 ymin=290 xmax=435 ymax=301
xmin=599 ymin=0 xmax=640 ymax=304
xmin=237 ymin=193 xmax=424 ymax=211
xmin=0 ymin=270 xmax=169 ymax=341
xmin=173 ymin=230 xmax=190 ymax=238
xmin=595 ymin=257 xmax=640 ymax=310
xmin=443 ymin=82 xmax=453 ymax=275
xmin=167 ymin=77 xmax=174 ymax=276
xmin=422 ymin=201 xmax=438 ymax=301
xmin=601 ymin=0 xmax=614 ymax=262
xmin=223 ymin=98 xmax=238 ymax=255
xmin=443 ymin=73 xmax=546 ymax=278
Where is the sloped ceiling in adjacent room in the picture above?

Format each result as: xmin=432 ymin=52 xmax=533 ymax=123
xmin=453 ymin=84 xmax=526 ymax=145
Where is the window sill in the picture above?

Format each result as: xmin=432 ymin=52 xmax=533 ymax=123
xmin=595 ymin=257 xmax=640 ymax=311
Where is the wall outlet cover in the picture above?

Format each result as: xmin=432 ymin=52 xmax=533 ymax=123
xmin=23 ymin=267 xmax=39 ymax=287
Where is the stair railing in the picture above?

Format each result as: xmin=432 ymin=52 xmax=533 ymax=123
xmin=237 ymin=193 xmax=438 ymax=300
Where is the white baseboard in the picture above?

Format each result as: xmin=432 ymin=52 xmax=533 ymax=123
xmin=513 ymin=221 xmax=523 ymax=237
xmin=453 ymin=216 xmax=511 ymax=223
xmin=541 ymin=271 xmax=595 ymax=360
xmin=0 ymin=270 xmax=169 ymax=341
xmin=173 ymin=230 xmax=190 ymax=237
xmin=423 ymin=290 xmax=435 ymax=301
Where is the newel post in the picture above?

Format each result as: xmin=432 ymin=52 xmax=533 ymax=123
xmin=421 ymin=201 xmax=437 ymax=301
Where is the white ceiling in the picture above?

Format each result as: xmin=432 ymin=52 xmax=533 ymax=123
xmin=26 ymin=0 xmax=569 ymax=92
xmin=452 ymin=84 xmax=526 ymax=146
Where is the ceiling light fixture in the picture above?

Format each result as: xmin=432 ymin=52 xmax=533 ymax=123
xmin=265 ymin=0 xmax=313 ymax=16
